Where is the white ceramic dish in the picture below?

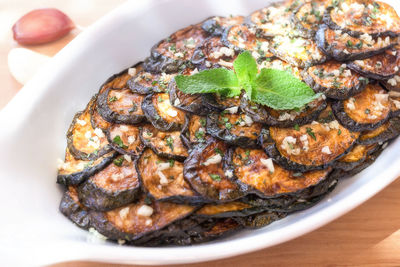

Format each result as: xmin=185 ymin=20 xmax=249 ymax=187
xmin=1 ymin=0 xmax=400 ymax=265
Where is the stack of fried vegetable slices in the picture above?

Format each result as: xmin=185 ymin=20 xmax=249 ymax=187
xmin=57 ymin=0 xmax=400 ymax=246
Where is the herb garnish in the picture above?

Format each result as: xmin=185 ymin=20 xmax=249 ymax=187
xmin=209 ymin=174 xmax=222 ymax=181
xmin=113 ymin=157 xmax=124 ymax=167
xmin=306 ymin=127 xmax=316 ymax=140
xmin=112 ymin=135 xmax=128 ymax=149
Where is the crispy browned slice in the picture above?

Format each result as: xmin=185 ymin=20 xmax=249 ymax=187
xmin=202 ymin=93 xmax=241 ymax=111
xmin=382 ymin=75 xmax=400 ymax=92
xmin=90 ymin=94 xmax=112 ymax=131
xmin=260 ymin=107 xmax=359 ymax=172
xmin=168 ymin=79 xmax=206 ymax=115
xmin=230 ymin=147 xmax=332 ymax=199
xmin=202 ymin=15 xmax=244 ymax=36
xmin=316 ymin=24 xmax=397 ymax=61
xmin=184 ymin=139 xmax=244 ymax=202
xmin=67 ymin=108 xmax=112 ymax=161
xmin=196 ymin=202 xmax=264 ymax=218
xmin=257 ymin=58 xmax=303 ymax=80
xmin=142 ymin=93 xmax=186 ymax=131
xmin=206 ymin=112 xmax=262 ymax=148
xmin=291 ymin=1 xmax=326 ymax=38
xmin=332 ymin=83 xmax=391 ymax=131
xmin=57 ymin=149 xmax=117 ymax=185
xmin=201 ymin=218 xmax=242 ymax=239
xmin=127 ymin=71 xmax=175 ymax=95
xmin=78 ymin=155 xmax=141 ymax=211
xmin=140 ymin=124 xmax=188 ymax=161
xmin=90 ymin=196 xmax=196 ymax=241
xmin=98 ymin=66 xmax=138 ymax=94
xmin=348 ymin=47 xmax=400 ymax=80
xmin=324 ymin=0 xmax=400 ymax=38
xmin=137 ymin=149 xmax=203 ymax=204
xmin=389 ymin=91 xmax=400 ymax=117
xmin=234 ymin=211 xmax=286 ymax=229
xmin=106 ymin=124 xmax=144 ymax=157
xmin=359 ymin=117 xmax=400 ymax=145
xmin=144 ymin=24 xmax=208 ymax=73
xmin=59 ymin=186 xmax=91 ymax=229
xmin=335 ymin=144 xmax=377 ymax=171
xmin=303 ymin=61 xmax=368 ymax=100
xmin=180 ymin=114 xmax=210 ymax=149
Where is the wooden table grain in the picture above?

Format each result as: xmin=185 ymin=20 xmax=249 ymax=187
xmin=1 ymin=1 xmax=400 ymax=266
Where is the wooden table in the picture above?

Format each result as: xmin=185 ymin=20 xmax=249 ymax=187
xmin=2 ymin=1 xmax=400 ymax=266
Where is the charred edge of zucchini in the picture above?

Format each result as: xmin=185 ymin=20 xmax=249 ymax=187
xmin=59 ymin=187 xmax=91 ymax=229
xmin=202 ymin=93 xmax=241 ymax=112
xmin=180 ymin=114 xmax=209 ymax=150
xmin=195 ymin=202 xmax=265 ymax=218
xmin=302 ymin=63 xmax=368 ymax=100
xmin=201 ymin=16 xmax=245 ymax=36
xmin=127 ymin=71 xmax=174 ymax=95
xmin=359 ymin=117 xmax=400 ymax=145
xmin=168 ymin=80 xmax=208 ymax=115
xmin=316 ymin=24 xmax=396 ymax=62
xmin=240 ymin=94 xmax=327 ymax=127
xmin=106 ymin=124 xmax=144 ymax=157
xmin=290 ymin=2 xmax=325 ymax=39
xmin=334 ymin=144 xmax=377 ymax=172
xmin=66 ymin=111 xmax=113 ymax=161
xmin=206 ymin=113 xmax=261 ymax=148
xmin=90 ymin=94 xmax=112 ymax=131
xmin=142 ymin=93 xmax=185 ymax=132
xmin=57 ymin=151 xmax=118 ymax=186
xmin=139 ymin=125 xmax=189 ymax=161
xmin=77 ymin=156 xmax=141 ymax=211
xmin=98 ymin=63 xmax=141 ymax=94
xmin=183 ymin=138 xmax=245 ymax=202
xmin=233 ymin=210 xmax=286 ymax=229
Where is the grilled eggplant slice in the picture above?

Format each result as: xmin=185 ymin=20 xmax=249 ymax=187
xmin=106 ymin=124 xmax=144 ymax=157
xmin=202 ymin=93 xmax=241 ymax=112
xmin=90 ymin=196 xmax=196 ymax=241
xmin=140 ymin=124 xmax=188 ymax=161
xmin=196 ymin=202 xmax=264 ymax=218
xmin=324 ymin=1 xmax=400 ymax=38
xmin=260 ymin=109 xmax=359 ymax=172
xmin=168 ymin=79 xmax=207 ymax=115
xmin=59 ymin=186 xmax=91 ymax=229
xmin=332 ymin=83 xmax=391 ymax=131
xmin=291 ymin=1 xmax=326 ymax=38
xmin=334 ymin=144 xmax=377 ymax=171
xmin=127 ymin=71 xmax=175 ymax=95
xmin=97 ymin=88 xmax=146 ymax=125
xmin=316 ymin=24 xmax=397 ymax=62
xmin=303 ymin=61 xmax=368 ymax=100
xmin=57 ymin=149 xmax=117 ymax=186
xmin=78 ymin=155 xmax=140 ymax=211
xmin=180 ymin=114 xmax=209 ymax=149
xmin=240 ymin=94 xmax=326 ymax=127
xmin=347 ymin=48 xmax=400 ymax=80
xmin=359 ymin=117 xmax=400 ymax=145
xmin=143 ymin=24 xmax=208 ymax=73
xmin=184 ymin=139 xmax=244 ymax=202
xmin=137 ymin=149 xmax=202 ymax=204
xmin=202 ymin=16 xmax=244 ymax=36
xmin=270 ymin=35 xmax=327 ymax=68
xmin=206 ymin=112 xmax=262 ymax=148
xmin=228 ymin=147 xmax=332 ymax=198
xmin=234 ymin=211 xmax=286 ymax=229
xmin=142 ymin=93 xmax=186 ymax=131
xmin=67 ymin=109 xmax=112 ymax=161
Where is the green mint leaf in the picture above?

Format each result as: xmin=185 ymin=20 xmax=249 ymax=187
xmin=175 ymin=68 xmax=239 ymax=95
xmin=233 ymin=51 xmax=258 ymax=98
xmin=209 ymin=174 xmax=221 ymax=181
xmin=252 ymin=68 xmax=321 ymax=110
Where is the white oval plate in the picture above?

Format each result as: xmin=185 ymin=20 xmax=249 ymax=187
xmin=0 ymin=0 xmax=399 ymax=265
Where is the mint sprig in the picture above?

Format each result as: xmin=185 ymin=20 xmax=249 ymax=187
xmin=175 ymin=51 xmax=321 ymax=110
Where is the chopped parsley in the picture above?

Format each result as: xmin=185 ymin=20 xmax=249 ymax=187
xmin=113 ymin=157 xmax=124 ymax=167
xmin=113 ymin=135 xmax=128 ymax=149
xmin=108 ymin=96 xmax=118 ymax=102
xmin=165 ymin=136 xmax=174 ymax=151
xmin=306 ymin=127 xmax=316 ymax=140
xmin=209 ymin=174 xmax=221 ymax=181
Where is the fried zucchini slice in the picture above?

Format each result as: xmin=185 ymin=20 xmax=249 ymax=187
xmin=191 ymin=36 xmax=237 ymax=70
xmin=127 ymin=71 xmax=175 ymax=95
xmin=347 ymin=48 xmax=400 ymax=80
xmin=143 ymin=24 xmax=208 ymax=73
xmin=332 ymin=84 xmax=391 ymax=131
xmin=382 ymin=75 xmax=400 ymax=92
xmin=206 ymin=112 xmax=262 ymax=148
xmin=67 ymin=109 xmax=112 ymax=161
xmin=57 ymin=149 xmax=117 ymax=185
xmin=97 ymin=88 xmax=146 ymax=125
xmin=324 ymin=0 xmax=400 ymax=38
xmin=316 ymin=24 xmax=397 ymax=61
xmin=260 ymin=109 xmax=359 ymax=172
xmin=240 ymin=94 xmax=326 ymax=127
xmin=90 ymin=94 xmax=112 ymax=131
xmin=59 ymin=186 xmax=90 ymax=229
xmin=389 ymin=91 xmax=400 ymax=117
xmin=89 ymin=196 xmax=196 ymax=241
xmin=201 ymin=16 xmax=244 ymax=36
xmin=78 ymin=155 xmax=140 ymax=211
xmin=202 ymin=93 xmax=241 ymax=111
xmin=303 ymin=61 xmax=368 ymax=100
xmin=142 ymin=93 xmax=186 ymax=131
xmin=140 ymin=125 xmax=188 ymax=161
xmin=229 ymin=147 xmax=332 ymax=198
xmin=234 ymin=211 xmax=286 ymax=229
xmin=168 ymin=79 xmax=207 ymax=115
xmin=334 ymin=144 xmax=377 ymax=171
xmin=270 ymin=35 xmax=327 ymax=68
xmin=106 ymin=124 xmax=144 ymax=157
xmin=257 ymin=58 xmax=303 ymax=80
xmin=359 ymin=117 xmax=400 ymax=145
xmin=137 ymin=149 xmax=203 ymax=204
xmin=184 ymin=139 xmax=244 ymax=202
xmin=98 ymin=66 xmax=138 ymax=94
xmin=291 ymin=1 xmax=326 ymax=38
xmin=196 ymin=202 xmax=264 ymax=218
xmin=180 ymin=114 xmax=210 ymax=149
